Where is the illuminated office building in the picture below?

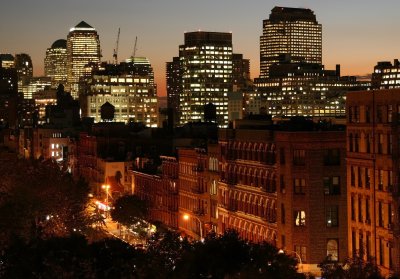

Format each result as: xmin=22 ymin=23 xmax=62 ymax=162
xmin=371 ymin=59 xmax=400 ymax=89
xmin=45 ymin=39 xmax=68 ymax=88
xmin=80 ymin=59 xmax=158 ymax=126
xmin=178 ymin=31 xmax=233 ymax=128
xmin=260 ymin=7 xmax=322 ymax=78
xmin=67 ymin=21 xmax=101 ymax=99
xmin=14 ymin=53 xmax=33 ymax=87
xmin=255 ymin=61 xmax=369 ymax=118
xmin=20 ymin=77 xmax=52 ymax=100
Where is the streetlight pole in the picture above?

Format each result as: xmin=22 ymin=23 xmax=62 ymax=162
xmin=183 ymin=213 xmax=203 ymax=240
xmin=102 ymin=184 xmax=110 ymax=217
xmin=278 ymin=249 xmax=303 ymax=272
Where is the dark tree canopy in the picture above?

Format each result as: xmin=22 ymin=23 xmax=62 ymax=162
xmin=110 ymin=194 xmax=148 ymax=227
xmin=0 ymin=153 xmax=91 ymax=246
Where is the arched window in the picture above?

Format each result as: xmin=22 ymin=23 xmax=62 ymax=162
xmin=327 ymin=239 xmax=339 ymax=261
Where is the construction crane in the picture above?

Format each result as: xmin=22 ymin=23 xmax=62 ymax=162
xmin=113 ymin=28 xmax=120 ymax=64
xmin=131 ymin=36 xmax=138 ymax=62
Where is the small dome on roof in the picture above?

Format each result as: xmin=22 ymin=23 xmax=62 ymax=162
xmin=51 ymin=39 xmax=67 ymax=49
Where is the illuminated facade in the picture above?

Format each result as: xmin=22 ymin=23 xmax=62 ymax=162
xmin=20 ymin=77 xmax=51 ymax=100
xmin=45 ymin=39 xmax=67 ymax=88
xmin=260 ymin=7 xmax=322 ymax=78
xmin=218 ymin=119 xmax=347 ymax=275
xmin=80 ymin=59 xmax=158 ymax=127
xmin=255 ymin=62 xmax=369 ymax=118
xmin=67 ymin=21 xmax=101 ymax=99
xmin=347 ymin=89 xmax=400 ymax=277
xmin=371 ymin=59 xmax=400 ymax=89
xmin=179 ymin=31 xmax=233 ymax=128
xmin=131 ymin=156 xmax=179 ymax=231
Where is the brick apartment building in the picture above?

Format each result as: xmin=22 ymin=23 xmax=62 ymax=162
xmin=347 ymin=89 xmax=400 ymax=276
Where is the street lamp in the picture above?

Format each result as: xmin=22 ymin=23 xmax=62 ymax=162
xmin=278 ymin=249 xmax=303 ymax=272
xmin=183 ymin=213 xmax=203 ymax=240
xmin=102 ymin=184 xmax=111 ymax=217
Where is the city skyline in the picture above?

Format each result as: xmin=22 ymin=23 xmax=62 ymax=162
xmin=2 ymin=0 xmax=400 ymax=96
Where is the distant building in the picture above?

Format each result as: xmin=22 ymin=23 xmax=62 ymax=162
xmin=45 ymin=39 xmax=68 ymax=88
xmin=166 ymin=56 xmax=181 ymax=126
xmin=67 ymin=21 xmax=101 ymax=99
xmin=232 ymin=53 xmax=252 ymax=92
xmin=178 ymin=31 xmax=233 ymax=127
xmin=260 ymin=7 xmax=322 ymax=78
xmin=255 ymin=60 xmax=369 ymax=119
xmin=14 ymin=53 xmax=33 ymax=87
xmin=20 ymin=76 xmax=51 ymax=100
xmin=80 ymin=59 xmax=158 ymax=127
xmin=346 ymin=89 xmax=400 ymax=277
xmin=371 ymin=59 xmax=400 ymax=89
xmin=33 ymin=88 xmax=57 ymax=125
xmin=0 ymin=54 xmax=15 ymax=69
xmin=228 ymin=91 xmax=244 ymax=122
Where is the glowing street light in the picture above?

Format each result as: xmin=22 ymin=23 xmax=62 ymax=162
xmin=183 ymin=213 xmax=203 ymax=240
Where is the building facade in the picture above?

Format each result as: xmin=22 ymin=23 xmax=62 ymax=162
xmin=178 ymin=31 xmax=233 ymax=127
xmin=259 ymin=6 xmax=322 ymax=78
xmin=14 ymin=53 xmax=33 ymax=87
xmin=80 ymin=60 xmax=158 ymax=126
xmin=67 ymin=21 xmax=101 ymax=99
xmin=45 ymin=39 xmax=68 ymax=88
xmin=255 ymin=62 xmax=369 ymax=118
xmin=347 ymin=89 xmax=400 ymax=277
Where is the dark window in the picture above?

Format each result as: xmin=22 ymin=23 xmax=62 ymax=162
xmin=323 ymin=149 xmax=340 ymax=165
xmin=280 ymin=174 xmax=285 ymax=194
xmin=293 ymin=149 xmax=305 ymax=166
xmin=280 ymin=147 xmax=285 ymax=164
xmin=323 ymin=176 xmax=340 ymax=195
xmin=351 ymin=166 xmax=355 ymax=187
xmin=294 ymin=178 xmax=306 ymax=194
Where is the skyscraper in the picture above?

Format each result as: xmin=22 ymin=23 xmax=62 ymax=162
xmin=179 ymin=31 xmax=232 ymax=127
xmin=45 ymin=39 xmax=67 ymax=88
xmin=166 ymin=56 xmax=182 ymax=126
xmin=259 ymin=7 xmax=322 ymax=78
xmin=14 ymin=53 xmax=33 ymax=87
xmin=66 ymin=21 xmax=101 ymax=99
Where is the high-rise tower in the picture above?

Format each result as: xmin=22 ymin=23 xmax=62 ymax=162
xmin=14 ymin=53 xmax=33 ymax=87
xmin=260 ymin=7 xmax=322 ymax=78
xmin=67 ymin=21 xmax=101 ymax=99
xmin=179 ymin=31 xmax=232 ymax=127
xmin=45 ymin=39 xmax=67 ymax=88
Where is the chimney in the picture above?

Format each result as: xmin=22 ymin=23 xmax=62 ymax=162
xmin=336 ymin=64 xmax=341 ymax=77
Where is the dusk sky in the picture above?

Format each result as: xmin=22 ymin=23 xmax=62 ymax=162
xmin=2 ymin=0 xmax=400 ymax=96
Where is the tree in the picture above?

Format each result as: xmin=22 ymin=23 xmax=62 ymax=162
xmin=0 ymin=153 xmax=91 ymax=246
xmin=110 ymin=194 xmax=149 ymax=237
xmin=319 ymin=254 xmax=384 ymax=279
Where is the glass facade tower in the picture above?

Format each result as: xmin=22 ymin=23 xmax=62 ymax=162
xmin=260 ymin=7 xmax=322 ymax=78
xmin=179 ymin=31 xmax=232 ymax=128
xmin=67 ymin=21 xmax=101 ymax=99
